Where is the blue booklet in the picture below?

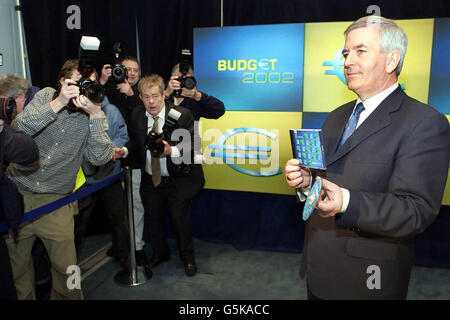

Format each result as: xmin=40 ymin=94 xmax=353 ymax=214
xmin=289 ymin=129 xmax=326 ymax=170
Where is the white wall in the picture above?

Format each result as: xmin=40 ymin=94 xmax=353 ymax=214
xmin=0 ymin=0 xmax=30 ymax=79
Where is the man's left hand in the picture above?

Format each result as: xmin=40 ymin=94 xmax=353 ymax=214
xmin=160 ymin=140 xmax=172 ymax=157
xmin=73 ymin=95 xmax=104 ymax=119
xmin=315 ymin=178 xmax=343 ymax=218
xmin=181 ymin=87 xmax=201 ymax=101
xmin=116 ymin=79 xmax=134 ymax=96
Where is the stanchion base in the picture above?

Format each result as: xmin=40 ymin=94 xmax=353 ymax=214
xmin=114 ymin=266 xmax=152 ymax=287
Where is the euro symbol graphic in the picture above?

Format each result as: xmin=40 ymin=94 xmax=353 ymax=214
xmin=207 ymin=127 xmax=282 ymax=177
xmin=323 ymin=46 xmax=346 ymax=84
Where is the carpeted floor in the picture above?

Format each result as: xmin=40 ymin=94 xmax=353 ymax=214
xmin=77 ymin=233 xmax=450 ymax=300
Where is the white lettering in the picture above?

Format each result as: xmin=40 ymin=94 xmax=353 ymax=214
xmin=366 ymin=264 xmax=381 ymax=290
xmin=66 ymin=5 xmax=81 ymax=30
xmin=66 ymin=265 xmax=81 ymax=289
xmin=179 ymin=304 xmax=214 ymax=317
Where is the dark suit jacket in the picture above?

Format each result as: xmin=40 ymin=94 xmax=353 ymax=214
xmin=302 ymin=87 xmax=449 ymax=299
xmin=1 ymin=125 xmax=39 ymax=237
xmin=126 ymin=100 xmax=204 ymax=199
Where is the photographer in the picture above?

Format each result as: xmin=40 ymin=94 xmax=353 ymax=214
xmin=0 ymin=74 xmax=30 ymax=114
xmin=120 ymin=74 xmax=204 ymax=276
xmin=0 ymin=119 xmax=39 ymax=300
xmin=100 ymin=56 xmax=142 ymax=127
xmin=164 ymin=61 xmax=225 ymax=121
xmin=4 ymin=58 xmax=113 ymax=300
xmin=100 ymin=56 xmax=147 ymax=264
xmin=74 ymin=71 xmax=130 ymax=268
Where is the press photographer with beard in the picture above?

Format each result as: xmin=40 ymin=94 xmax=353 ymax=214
xmin=0 ymin=116 xmax=39 ymax=300
xmin=4 ymin=59 xmax=113 ymax=300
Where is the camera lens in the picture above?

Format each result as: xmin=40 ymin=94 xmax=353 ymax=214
xmin=112 ymin=64 xmax=127 ymax=82
xmin=113 ymin=68 xmax=124 ymax=78
xmin=0 ymin=97 xmax=17 ymax=124
xmin=183 ymin=77 xmax=197 ymax=90
xmin=79 ymin=79 xmax=105 ymax=103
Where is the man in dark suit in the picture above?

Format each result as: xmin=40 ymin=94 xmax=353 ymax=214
xmin=119 ymin=74 xmax=204 ymax=276
xmin=285 ymin=16 xmax=449 ymax=299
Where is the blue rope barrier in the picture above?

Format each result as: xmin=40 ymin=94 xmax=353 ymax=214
xmin=0 ymin=171 xmax=124 ymax=233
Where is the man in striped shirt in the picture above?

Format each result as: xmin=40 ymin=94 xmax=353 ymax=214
xmin=4 ymin=59 xmax=113 ymax=300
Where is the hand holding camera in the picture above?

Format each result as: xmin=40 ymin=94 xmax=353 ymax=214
xmin=72 ymin=94 xmax=103 ymax=118
xmin=168 ymin=75 xmax=201 ymax=101
xmin=51 ymin=79 xmax=80 ymax=112
xmin=145 ymin=108 xmax=180 ymax=158
xmin=116 ymin=79 xmax=134 ymax=96
xmin=100 ymin=64 xmax=112 ymax=85
xmin=160 ymin=140 xmax=172 ymax=157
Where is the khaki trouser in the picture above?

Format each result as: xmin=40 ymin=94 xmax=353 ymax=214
xmin=4 ymin=191 xmax=83 ymax=300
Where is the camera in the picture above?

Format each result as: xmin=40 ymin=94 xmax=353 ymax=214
xmin=145 ymin=108 xmax=182 ymax=157
xmin=67 ymin=36 xmax=105 ymax=110
xmin=110 ymin=42 xmax=128 ymax=83
xmin=0 ymin=97 xmax=17 ymax=124
xmin=174 ymin=49 xmax=197 ymax=96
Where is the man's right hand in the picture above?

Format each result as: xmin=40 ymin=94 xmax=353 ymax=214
xmin=50 ymin=79 xmax=79 ymax=112
xmin=112 ymin=147 xmax=125 ymax=162
xmin=164 ymin=75 xmax=180 ymax=97
xmin=284 ymin=158 xmax=312 ymax=189
xmin=100 ymin=64 xmax=112 ymax=85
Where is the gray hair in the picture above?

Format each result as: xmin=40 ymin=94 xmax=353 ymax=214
xmin=0 ymin=73 xmax=30 ymax=98
xmin=344 ymin=16 xmax=408 ymax=76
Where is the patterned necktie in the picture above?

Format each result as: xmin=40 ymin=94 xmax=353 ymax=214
xmin=337 ymin=102 xmax=365 ymax=149
xmin=151 ymin=116 xmax=161 ymax=187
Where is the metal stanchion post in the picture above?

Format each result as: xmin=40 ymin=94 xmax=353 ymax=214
xmin=114 ymin=167 xmax=152 ymax=286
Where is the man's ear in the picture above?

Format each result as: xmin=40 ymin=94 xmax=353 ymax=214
xmin=386 ymin=50 xmax=401 ymax=75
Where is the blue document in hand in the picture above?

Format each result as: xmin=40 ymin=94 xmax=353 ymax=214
xmin=289 ymin=129 xmax=326 ymax=170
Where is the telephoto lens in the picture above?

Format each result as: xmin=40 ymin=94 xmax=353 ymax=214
xmin=79 ymin=79 xmax=105 ymax=103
